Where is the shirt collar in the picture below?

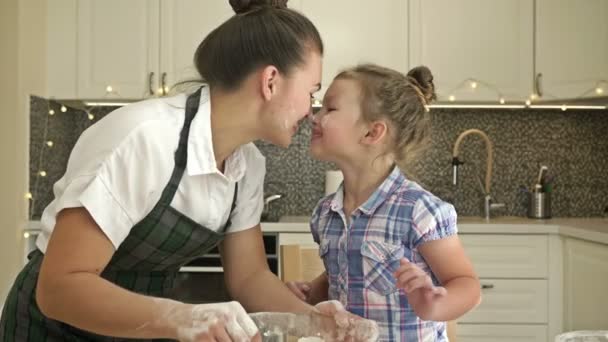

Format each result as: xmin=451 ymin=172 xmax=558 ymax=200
xmin=329 ymin=165 xmax=405 ymax=215
xmin=186 ymin=86 xmax=247 ymax=181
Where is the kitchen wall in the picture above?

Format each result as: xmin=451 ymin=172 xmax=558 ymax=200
xmin=29 ymin=96 xmax=608 ymax=221
xmin=1 ymin=0 xmax=46 ymax=304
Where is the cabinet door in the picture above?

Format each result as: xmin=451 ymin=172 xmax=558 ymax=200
xmin=458 ymin=324 xmax=547 ymax=342
xmin=298 ymin=0 xmax=409 ymax=96
xmin=77 ymin=0 xmax=160 ymax=99
xmin=536 ymin=0 xmax=608 ymax=99
xmin=160 ymin=0 xmax=234 ymax=91
xmin=409 ymin=0 xmax=533 ymax=102
xmin=564 ymin=238 xmax=608 ymax=330
xmin=460 ymin=235 xmax=548 ymax=278
xmin=459 ymin=279 xmax=548 ymax=324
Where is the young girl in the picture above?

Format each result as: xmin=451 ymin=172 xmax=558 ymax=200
xmin=287 ymin=64 xmax=481 ymax=341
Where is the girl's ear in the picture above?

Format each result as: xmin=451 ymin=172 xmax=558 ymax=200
xmin=361 ymin=120 xmax=388 ymax=145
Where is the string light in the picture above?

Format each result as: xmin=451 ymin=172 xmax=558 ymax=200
xmin=60 ymin=105 xmax=67 ymax=113
xmin=88 ymin=113 xmax=95 ymax=120
xmin=39 ymin=171 xmax=47 ymax=177
xmin=561 ymin=104 xmax=567 ymax=111
xmin=48 ymin=109 xmax=55 ymax=116
xmin=23 ymin=232 xmax=30 ymax=239
xmin=448 ymin=95 xmax=456 ymax=102
xmin=25 ymin=192 xmax=32 ymax=199
xmin=596 ymin=87 xmax=604 ymax=95
xmin=499 ymin=97 xmax=505 ymax=104
xmin=525 ymin=99 xmax=532 ymax=106
xmin=529 ymin=93 xmax=538 ymax=101
xmin=470 ymin=81 xmax=478 ymax=89
xmin=106 ymin=85 xmax=113 ymax=93
xmin=46 ymin=141 xmax=54 ymax=147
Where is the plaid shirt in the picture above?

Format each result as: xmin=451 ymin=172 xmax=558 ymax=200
xmin=311 ymin=166 xmax=458 ymax=342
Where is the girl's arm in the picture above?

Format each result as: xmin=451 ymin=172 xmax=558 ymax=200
xmin=397 ymin=235 xmax=481 ymax=321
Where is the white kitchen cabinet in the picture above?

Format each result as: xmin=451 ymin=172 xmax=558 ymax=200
xmin=535 ymin=0 xmax=608 ymax=100
xmin=409 ymin=0 xmax=534 ymax=102
xmin=77 ymin=0 xmax=160 ymax=99
xmin=160 ymin=0 xmax=234 ymax=91
xmin=296 ymin=0 xmax=409 ymax=96
xmin=48 ymin=0 xmax=233 ymax=99
xmin=563 ymin=237 xmax=608 ymax=331
xmin=457 ymin=324 xmax=547 ymax=342
xmin=459 ymin=234 xmax=561 ymax=341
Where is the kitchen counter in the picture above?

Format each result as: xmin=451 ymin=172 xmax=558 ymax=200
xmin=27 ymin=216 xmax=608 ymax=244
xmin=260 ymin=216 xmax=608 ymax=245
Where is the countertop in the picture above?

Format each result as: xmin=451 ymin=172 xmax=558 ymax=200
xmin=261 ymin=216 xmax=608 ymax=245
xmin=28 ymin=216 xmax=608 ymax=245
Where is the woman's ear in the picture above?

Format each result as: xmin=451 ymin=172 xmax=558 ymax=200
xmin=361 ymin=120 xmax=389 ymax=145
xmin=260 ymin=65 xmax=279 ymax=101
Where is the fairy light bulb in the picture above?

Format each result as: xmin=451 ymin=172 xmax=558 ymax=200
xmin=530 ymin=93 xmax=538 ymax=101
xmin=596 ymin=87 xmax=604 ymax=95
xmin=470 ymin=81 xmax=478 ymax=89
xmin=157 ymin=87 xmax=164 ymax=95
xmin=164 ymin=86 xmax=170 ymax=94
xmin=23 ymin=232 xmax=30 ymax=239
xmin=561 ymin=104 xmax=567 ymax=111
xmin=46 ymin=141 xmax=54 ymax=147
xmin=448 ymin=95 xmax=456 ymax=102
xmin=525 ymin=99 xmax=531 ymax=106
xmin=39 ymin=171 xmax=47 ymax=177
xmin=60 ymin=105 xmax=67 ymax=113
xmin=25 ymin=192 xmax=33 ymax=199
xmin=88 ymin=113 xmax=95 ymax=120
xmin=48 ymin=109 xmax=55 ymax=116
xmin=106 ymin=85 xmax=113 ymax=93
xmin=499 ymin=97 xmax=506 ymax=104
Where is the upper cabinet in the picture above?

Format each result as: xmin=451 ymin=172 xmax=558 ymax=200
xmin=76 ymin=0 xmax=160 ymax=99
xmin=48 ymin=0 xmax=232 ymax=99
xmin=46 ymin=0 xmax=608 ymax=104
xmin=160 ymin=0 xmax=234 ymax=92
xmin=409 ymin=0 xmax=534 ymax=102
xmin=296 ymin=0 xmax=409 ymax=96
xmin=535 ymin=0 xmax=608 ymax=100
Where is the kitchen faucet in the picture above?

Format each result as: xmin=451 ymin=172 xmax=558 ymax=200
xmin=452 ymin=129 xmax=505 ymax=219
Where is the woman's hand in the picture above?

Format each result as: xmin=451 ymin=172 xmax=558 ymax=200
xmin=286 ymin=281 xmax=312 ymax=302
xmin=164 ymin=301 xmax=261 ymax=342
xmin=394 ymin=258 xmax=447 ymax=319
xmin=314 ymin=300 xmax=379 ymax=342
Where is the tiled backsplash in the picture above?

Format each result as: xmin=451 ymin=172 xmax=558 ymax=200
xmin=30 ymin=95 xmax=608 ymax=220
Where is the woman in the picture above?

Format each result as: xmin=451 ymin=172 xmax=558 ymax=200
xmin=0 ymin=0 xmax=377 ymax=341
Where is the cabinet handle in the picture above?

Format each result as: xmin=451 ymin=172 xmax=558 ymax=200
xmin=148 ymin=72 xmax=155 ymax=96
xmin=481 ymin=283 xmax=494 ymax=290
xmin=161 ymin=72 xmax=168 ymax=95
xmin=535 ymin=73 xmax=543 ymax=97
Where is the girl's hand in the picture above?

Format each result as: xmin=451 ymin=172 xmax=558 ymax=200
xmin=285 ymin=281 xmax=312 ymax=302
xmin=394 ymin=258 xmax=447 ymax=318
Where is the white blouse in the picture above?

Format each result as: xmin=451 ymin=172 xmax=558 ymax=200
xmin=37 ymin=87 xmax=266 ymax=252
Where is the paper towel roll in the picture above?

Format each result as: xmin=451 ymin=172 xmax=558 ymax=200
xmin=324 ymin=170 xmax=343 ymax=195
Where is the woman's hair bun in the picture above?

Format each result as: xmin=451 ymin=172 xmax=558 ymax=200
xmin=229 ymin=0 xmax=288 ymax=14
xmin=407 ymin=66 xmax=437 ymax=103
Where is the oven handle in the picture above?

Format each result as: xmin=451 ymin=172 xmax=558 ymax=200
xmin=179 ymin=266 xmax=224 ymax=273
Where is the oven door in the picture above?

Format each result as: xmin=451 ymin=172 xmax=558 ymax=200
xmin=167 ymin=233 xmax=278 ymax=304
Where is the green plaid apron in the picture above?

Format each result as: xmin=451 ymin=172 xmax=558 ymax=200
xmin=0 ymin=87 xmax=238 ymax=341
